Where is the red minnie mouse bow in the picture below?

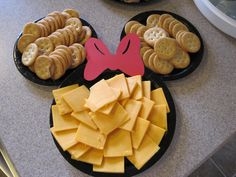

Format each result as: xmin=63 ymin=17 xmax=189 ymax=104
xmin=84 ymin=33 xmax=144 ymax=81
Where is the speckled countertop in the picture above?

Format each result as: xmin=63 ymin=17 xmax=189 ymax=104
xmin=0 ymin=0 xmax=236 ymax=177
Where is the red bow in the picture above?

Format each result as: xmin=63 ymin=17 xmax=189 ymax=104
xmin=84 ymin=34 xmax=144 ymax=81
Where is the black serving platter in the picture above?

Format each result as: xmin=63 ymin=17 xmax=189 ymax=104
xmin=120 ymin=10 xmax=204 ymax=81
xmin=13 ymin=18 xmax=97 ymax=86
xmin=49 ymin=69 xmax=176 ymax=177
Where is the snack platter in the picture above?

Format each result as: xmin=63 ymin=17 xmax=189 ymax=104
xmin=121 ymin=10 xmax=204 ymax=81
xmin=12 ymin=8 xmax=204 ymax=177
xmin=49 ymin=70 xmax=176 ymax=176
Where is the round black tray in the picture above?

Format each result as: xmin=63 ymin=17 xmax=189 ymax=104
xmin=13 ymin=18 xmax=97 ymax=86
xmin=49 ymin=69 xmax=176 ymax=177
xmin=120 ymin=10 xmax=204 ymax=81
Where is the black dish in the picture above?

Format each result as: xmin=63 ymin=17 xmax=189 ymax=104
xmin=120 ymin=10 xmax=204 ymax=81
xmin=13 ymin=18 xmax=97 ymax=86
xmin=49 ymin=69 xmax=176 ymax=177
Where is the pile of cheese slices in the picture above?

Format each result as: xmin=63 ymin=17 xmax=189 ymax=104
xmin=51 ymin=74 xmax=169 ymax=173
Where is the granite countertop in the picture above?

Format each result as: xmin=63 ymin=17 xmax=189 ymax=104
xmin=0 ymin=0 xmax=235 ymax=177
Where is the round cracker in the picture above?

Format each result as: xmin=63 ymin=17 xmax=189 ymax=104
xmin=80 ymin=26 xmax=92 ymax=45
xmin=154 ymin=37 xmax=177 ymax=60
xmin=38 ymin=19 xmax=51 ymax=36
xmin=136 ymin=26 xmax=149 ymax=37
xmin=34 ymin=55 xmax=54 ymax=80
xmin=35 ymin=37 xmax=54 ymax=55
xmin=51 ymin=57 xmax=65 ymax=80
xmin=65 ymin=27 xmax=75 ymax=45
xmin=153 ymin=57 xmax=174 ymax=74
xmin=172 ymin=23 xmax=189 ymax=38
xmin=73 ymin=43 xmax=86 ymax=62
xmin=140 ymin=46 xmax=152 ymax=57
xmin=22 ymin=43 xmax=38 ymax=66
xmin=146 ymin=14 xmax=160 ymax=27
xmin=158 ymin=14 xmax=172 ymax=28
xmin=63 ymin=9 xmax=80 ymax=18
xmin=125 ymin=21 xmax=139 ymax=34
xmin=17 ymin=34 xmax=36 ymax=53
xmin=148 ymin=52 xmax=157 ymax=71
xmin=144 ymin=27 xmax=169 ymax=47
xmin=65 ymin=17 xmax=82 ymax=32
xmin=170 ymin=46 xmax=190 ymax=68
xmin=162 ymin=17 xmax=175 ymax=33
xmin=130 ymin=23 xmax=143 ymax=34
xmin=69 ymin=46 xmax=82 ymax=69
xmin=48 ymin=34 xmax=62 ymax=47
xmin=23 ymin=22 xmax=42 ymax=38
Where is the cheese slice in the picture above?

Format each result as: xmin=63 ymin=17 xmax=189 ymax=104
xmin=104 ymin=129 xmax=132 ymax=157
xmin=151 ymin=88 xmax=170 ymax=113
xmin=107 ymin=74 xmax=130 ymax=100
xmin=63 ymin=85 xmax=90 ymax=112
xmin=52 ymin=84 xmax=79 ymax=104
xmin=127 ymin=135 xmax=160 ymax=170
xmin=138 ymin=97 xmax=154 ymax=119
xmin=52 ymin=105 xmax=80 ymax=131
xmin=93 ymin=157 xmax=124 ymax=173
xmin=86 ymin=79 xmax=120 ymax=112
xmin=142 ymin=81 xmax=151 ymax=99
xmin=75 ymin=124 xmax=106 ymax=149
xmin=131 ymin=118 xmax=150 ymax=149
xmin=76 ymin=148 xmax=103 ymax=165
xmin=127 ymin=77 xmax=138 ymax=95
xmin=147 ymin=105 xmax=168 ymax=130
xmin=53 ymin=84 xmax=78 ymax=115
xmin=98 ymin=101 xmax=116 ymax=115
xmin=67 ymin=143 xmax=91 ymax=158
xmin=58 ymin=98 xmax=73 ymax=115
xmin=90 ymin=103 xmax=130 ymax=135
xmin=71 ymin=110 xmax=97 ymax=130
xmin=119 ymin=99 xmax=129 ymax=106
xmin=120 ymin=99 xmax=142 ymax=131
xmin=129 ymin=75 xmax=143 ymax=100
xmin=50 ymin=127 xmax=78 ymax=151
xmin=147 ymin=124 xmax=166 ymax=146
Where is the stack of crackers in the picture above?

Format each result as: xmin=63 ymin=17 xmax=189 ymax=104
xmin=17 ymin=9 xmax=92 ymax=80
xmin=125 ymin=13 xmax=201 ymax=74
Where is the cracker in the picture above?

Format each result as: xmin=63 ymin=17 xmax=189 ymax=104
xmin=78 ymin=27 xmax=86 ymax=43
xmin=168 ymin=20 xmax=179 ymax=36
xmin=48 ymin=34 xmax=62 ymax=47
xmin=56 ymin=45 xmax=72 ymax=67
xmin=61 ymin=12 xmax=70 ymax=20
xmin=66 ymin=17 xmax=82 ymax=32
xmin=172 ymin=23 xmax=189 ymax=38
xmin=153 ymin=57 xmax=174 ymax=74
xmin=28 ymin=64 xmax=35 ymax=73
xmin=35 ymin=37 xmax=54 ymax=55
xmin=162 ymin=17 xmax=175 ymax=33
xmin=44 ymin=16 xmax=56 ymax=33
xmin=158 ymin=14 xmax=172 ymax=28
xmin=37 ymin=23 xmax=46 ymax=37
xmin=48 ymin=11 xmax=63 ymax=28
xmin=38 ymin=19 xmax=51 ymax=36
xmin=143 ymin=48 xmax=154 ymax=67
xmin=140 ymin=46 xmax=151 ymax=57
xmin=148 ymin=52 xmax=157 ymax=71
xmin=180 ymin=32 xmax=201 ymax=53
xmin=65 ymin=27 xmax=75 ymax=46
xmin=73 ymin=43 xmax=86 ymax=62
xmin=130 ymin=23 xmax=142 ymax=34
xmin=67 ymin=25 xmax=79 ymax=42
xmin=23 ymin=22 xmax=42 ymax=38
xmin=53 ymin=31 xmax=65 ymax=45
xmin=80 ymin=26 xmax=92 ymax=45
xmin=58 ymin=28 xmax=70 ymax=46
xmin=51 ymin=56 xmax=65 ymax=80
xmin=69 ymin=46 xmax=82 ymax=69
xmin=50 ymin=53 xmax=67 ymax=72
xmin=136 ymin=26 xmax=149 ymax=37
xmin=34 ymin=55 xmax=54 ymax=80
xmin=146 ymin=14 xmax=160 ymax=27
xmin=144 ymin=27 xmax=169 ymax=47
xmin=22 ymin=43 xmax=38 ymax=66
xmin=63 ymin=9 xmax=80 ymax=18
xmin=125 ymin=21 xmax=139 ymax=34
xmin=17 ymin=34 xmax=36 ymax=53
xmin=170 ymin=46 xmax=190 ymax=68
xmin=154 ymin=37 xmax=177 ymax=60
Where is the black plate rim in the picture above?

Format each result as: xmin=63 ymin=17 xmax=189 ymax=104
xmin=49 ymin=69 xmax=176 ymax=177
xmin=13 ymin=17 xmax=97 ymax=86
xmin=120 ymin=10 xmax=204 ymax=81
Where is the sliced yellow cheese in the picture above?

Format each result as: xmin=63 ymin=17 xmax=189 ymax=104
xmin=58 ymin=98 xmax=73 ymax=115
xmin=131 ymin=118 xmax=150 ymax=149
xmin=138 ymin=97 xmax=155 ymax=119
xmin=120 ymin=99 xmax=142 ymax=131
xmin=90 ymin=103 xmax=130 ymax=135
xmin=76 ymin=148 xmax=103 ymax=165
xmin=50 ymin=127 xmax=78 ymax=151
xmin=127 ymin=77 xmax=138 ymax=95
xmin=147 ymin=124 xmax=166 ymax=146
xmin=63 ymin=85 xmax=89 ymax=112
xmin=75 ymin=124 xmax=106 ymax=150
xmin=98 ymin=101 xmax=116 ymax=115
xmin=52 ymin=84 xmax=79 ymax=104
xmin=104 ymin=129 xmax=132 ymax=157
xmin=142 ymin=81 xmax=151 ymax=99
xmin=93 ymin=157 xmax=124 ymax=173
xmin=52 ymin=105 xmax=80 ymax=131
xmin=71 ymin=110 xmax=97 ymax=130
xmin=129 ymin=75 xmax=143 ymax=100
xmin=53 ymin=84 xmax=79 ymax=115
xmin=86 ymin=79 xmax=120 ymax=112
xmin=127 ymin=135 xmax=160 ymax=170
xmin=119 ymin=99 xmax=129 ymax=106
xmin=147 ymin=105 xmax=168 ymax=130
xmin=151 ymin=88 xmax=170 ymax=113
xmin=107 ymin=73 xmax=130 ymax=100
xmin=67 ymin=143 xmax=91 ymax=159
